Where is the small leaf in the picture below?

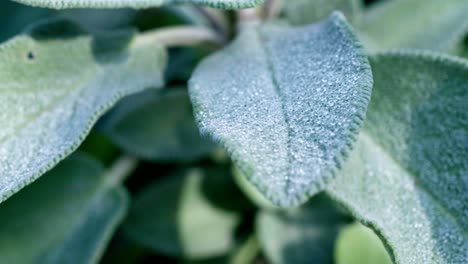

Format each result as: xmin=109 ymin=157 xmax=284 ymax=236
xmin=335 ymin=223 xmax=392 ymax=264
xmin=327 ymin=51 xmax=468 ymax=264
xmin=0 ymin=153 xmax=128 ymax=264
xmin=358 ymin=0 xmax=468 ymax=51
xmin=256 ymin=194 xmax=350 ymax=264
xmin=189 ymin=13 xmax=373 ymax=207
xmin=123 ymin=168 xmax=242 ymax=259
xmin=12 ymin=0 xmax=265 ymax=9
xmin=282 ymin=0 xmax=361 ymax=25
xmin=0 ymin=19 xmax=167 ymax=203
xmin=101 ymin=88 xmax=215 ymax=162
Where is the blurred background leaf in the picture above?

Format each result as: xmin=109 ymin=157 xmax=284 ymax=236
xmin=0 ymin=153 xmax=128 ymax=264
xmin=335 ymin=223 xmax=392 ymax=264
xmin=122 ymin=167 xmax=248 ymax=259
xmin=100 ymin=88 xmax=216 ymax=162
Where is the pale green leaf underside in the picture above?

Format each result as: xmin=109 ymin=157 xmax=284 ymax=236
xmin=0 ymin=153 xmax=128 ymax=264
xmin=12 ymin=0 xmax=264 ymax=9
xmin=358 ymin=0 xmax=468 ymax=52
xmin=0 ymin=20 xmax=167 ymax=203
xmin=189 ymin=13 xmax=373 ymax=207
xmin=327 ymin=52 xmax=468 ymax=264
xmin=282 ymin=0 xmax=360 ymax=25
xmin=335 ymin=223 xmax=392 ymax=264
xmin=123 ymin=168 xmax=241 ymax=259
xmin=256 ymin=195 xmax=349 ymax=264
xmin=101 ymin=88 xmax=214 ymax=162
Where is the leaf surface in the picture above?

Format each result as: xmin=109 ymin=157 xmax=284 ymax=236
xmin=123 ymin=168 xmax=242 ymax=259
xmin=101 ymin=88 xmax=215 ymax=162
xmin=12 ymin=0 xmax=264 ymax=9
xmin=0 ymin=153 xmax=128 ymax=264
xmin=358 ymin=0 xmax=468 ymax=51
xmin=256 ymin=194 xmax=350 ymax=264
xmin=0 ymin=19 xmax=167 ymax=203
xmin=327 ymin=51 xmax=468 ymax=264
xmin=189 ymin=13 xmax=373 ymax=207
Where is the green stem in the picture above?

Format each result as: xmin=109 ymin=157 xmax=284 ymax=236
xmin=105 ymin=156 xmax=139 ymax=187
xmin=134 ymin=26 xmax=224 ymax=48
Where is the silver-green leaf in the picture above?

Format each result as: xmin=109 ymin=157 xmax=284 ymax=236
xmin=12 ymin=0 xmax=265 ymax=9
xmin=327 ymin=51 xmax=468 ymax=264
xmin=189 ymin=12 xmax=373 ymax=207
xmin=0 ymin=19 xmax=167 ymax=203
xmin=101 ymin=88 xmax=215 ymax=162
xmin=0 ymin=153 xmax=128 ymax=264
xmin=358 ymin=0 xmax=468 ymax=52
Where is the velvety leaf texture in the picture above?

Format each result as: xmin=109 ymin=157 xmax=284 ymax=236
xmin=101 ymin=88 xmax=214 ymax=162
xmin=12 ymin=0 xmax=265 ymax=9
xmin=189 ymin=12 xmax=373 ymax=207
xmin=123 ymin=168 xmax=241 ymax=259
xmin=327 ymin=51 xmax=468 ymax=264
xmin=0 ymin=19 xmax=167 ymax=203
xmin=0 ymin=153 xmax=128 ymax=264
xmin=358 ymin=0 xmax=468 ymax=52
xmin=256 ymin=195 xmax=350 ymax=264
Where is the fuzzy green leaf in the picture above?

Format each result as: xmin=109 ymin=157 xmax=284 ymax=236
xmin=282 ymin=0 xmax=360 ymax=25
xmin=327 ymin=52 xmax=468 ymax=264
xmin=0 ymin=153 xmax=128 ymax=264
xmin=358 ymin=0 xmax=468 ymax=52
xmin=123 ymin=168 xmax=242 ymax=259
xmin=12 ymin=0 xmax=265 ymax=9
xmin=335 ymin=223 xmax=392 ymax=264
xmin=101 ymin=88 xmax=215 ymax=162
xmin=0 ymin=19 xmax=167 ymax=203
xmin=256 ymin=194 xmax=350 ymax=264
xmin=189 ymin=13 xmax=373 ymax=207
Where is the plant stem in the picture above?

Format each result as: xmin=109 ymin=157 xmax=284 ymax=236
xmin=134 ymin=26 xmax=224 ymax=48
xmin=105 ymin=156 xmax=139 ymax=187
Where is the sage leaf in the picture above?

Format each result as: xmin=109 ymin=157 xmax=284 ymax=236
xmin=327 ymin=51 xmax=468 ymax=264
xmin=0 ymin=153 xmax=128 ymax=264
xmin=335 ymin=223 xmax=392 ymax=264
xmin=189 ymin=12 xmax=373 ymax=207
xmin=12 ymin=0 xmax=265 ymax=9
xmin=358 ymin=0 xmax=468 ymax=52
xmin=101 ymin=88 xmax=214 ymax=162
xmin=0 ymin=19 xmax=167 ymax=203
xmin=123 ymin=168 xmax=242 ymax=259
xmin=256 ymin=194 xmax=350 ymax=264
xmin=282 ymin=0 xmax=360 ymax=25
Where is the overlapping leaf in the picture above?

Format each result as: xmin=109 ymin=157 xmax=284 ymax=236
xmin=12 ymin=0 xmax=265 ymax=9
xmin=0 ymin=153 xmax=128 ymax=264
xmin=189 ymin=12 xmax=373 ymax=207
xmin=327 ymin=51 xmax=468 ymax=264
xmin=0 ymin=19 xmax=167 ymax=203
